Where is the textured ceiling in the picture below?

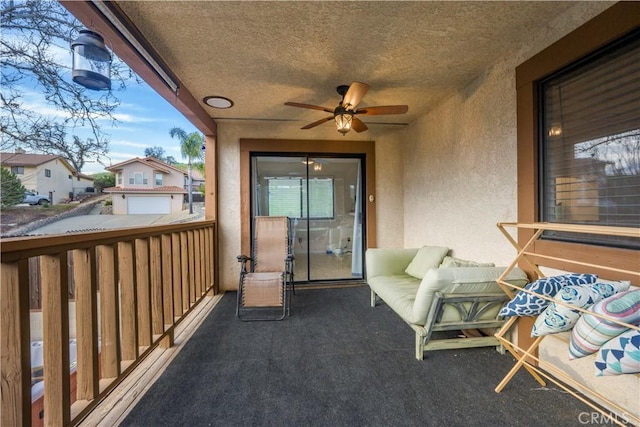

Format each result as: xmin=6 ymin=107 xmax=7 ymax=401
xmin=115 ymin=1 xmax=578 ymax=131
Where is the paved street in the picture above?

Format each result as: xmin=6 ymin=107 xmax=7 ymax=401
xmin=26 ymin=203 xmax=205 ymax=235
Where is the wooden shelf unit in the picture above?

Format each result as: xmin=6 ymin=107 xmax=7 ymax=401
xmin=493 ymin=222 xmax=640 ymax=427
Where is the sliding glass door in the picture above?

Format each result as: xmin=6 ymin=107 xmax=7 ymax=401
xmin=251 ymin=155 xmax=364 ymax=283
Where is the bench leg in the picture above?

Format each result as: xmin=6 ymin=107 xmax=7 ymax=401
xmin=415 ymin=333 xmax=424 ymax=360
xmin=370 ymin=289 xmax=377 ymax=307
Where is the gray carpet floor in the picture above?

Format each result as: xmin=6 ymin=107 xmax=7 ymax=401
xmin=121 ymin=286 xmax=600 ymax=427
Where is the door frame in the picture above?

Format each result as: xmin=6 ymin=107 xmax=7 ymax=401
xmin=239 ymin=139 xmax=376 ymax=259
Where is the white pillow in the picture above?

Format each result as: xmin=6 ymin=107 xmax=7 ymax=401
xmin=404 ymin=246 xmax=449 ymax=279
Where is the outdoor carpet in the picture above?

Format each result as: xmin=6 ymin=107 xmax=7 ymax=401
xmin=121 ymin=285 xmax=601 ymax=427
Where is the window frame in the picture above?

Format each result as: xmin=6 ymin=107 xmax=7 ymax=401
xmin=516 ymin=3 xmax=639 ymax=282
xmin=155 ymin=172 xmax=163 ymax=186
xmin=536 ymin=32 xmax=639 ymax=248
xmin=11 ymin=166 xmax=24 ymax=175
xmin=44 ymin=169 xmax=51 ymax=178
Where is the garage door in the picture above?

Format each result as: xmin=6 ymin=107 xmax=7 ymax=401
xmin=127 ymin=196 xmax=171 ymax=214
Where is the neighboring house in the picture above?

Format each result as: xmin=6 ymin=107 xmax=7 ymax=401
xmin=0 ymin=151 xmax=95 ymax=205
xmin=189 ymin=168 xmax=205 ymax=193
xmin=104 ymin=157 xmax=187 ymax=214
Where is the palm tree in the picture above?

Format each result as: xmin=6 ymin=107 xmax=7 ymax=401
xmin=169 ymin=127 xmax=204 ymax=214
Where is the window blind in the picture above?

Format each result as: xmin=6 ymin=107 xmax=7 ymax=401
xmin=540 ymin=31 xmax=639 ymax=248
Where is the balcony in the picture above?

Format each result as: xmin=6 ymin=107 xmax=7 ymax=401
xmin=3 ymin=221 xmax=637 ymax=426
xmin=1 ymin=221 xmax=216 ymax=426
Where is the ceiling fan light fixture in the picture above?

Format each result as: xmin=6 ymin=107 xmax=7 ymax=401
xmin=203 ymin=96 xmax=234 ymax=109
xmin=335 ymin=110 xmax=353 ymax=135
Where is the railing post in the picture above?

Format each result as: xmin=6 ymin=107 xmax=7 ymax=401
xmin=188 ymin=230 xmax=196 ymax=305
xmin=161 ymin=234 xmax=174 ymax=329
xmin=194 ymin=229 xmax=202 ymax=297
xmin=149 ymin=237 xmax=164 ymax=337
xmin=135 ymin=239 xmax=152 ymax=348
xmin=171 ymin=233 xmax=183 ymax=317
xmin=180 ymin=231 xmax=189 ymax=312
xmin=41 ymin=253 xmax=71 ymax=426
xmin=97 ymin=245 xmax=120 ymax=380
xmin=73 ymin=248 xmax=99 ymax=401
xmin=118 ymin=241 xmax=138 ymax=362
xmin=1 ymin=259 xmax=31 ymax=427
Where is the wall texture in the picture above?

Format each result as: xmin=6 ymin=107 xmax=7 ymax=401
xmin=399 ymin=2 xmax=612 ymax=265
xmin=216 ymin=1 xmax=613 ymax=288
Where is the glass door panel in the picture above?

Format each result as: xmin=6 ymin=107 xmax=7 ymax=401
xmin=252 ymin=155 xmax=364 ymax=283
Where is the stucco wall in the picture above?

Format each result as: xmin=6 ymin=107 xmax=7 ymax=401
xmin=215 ymin=2 xmax=613 ymax=289
xmin=400 ymin=2 xmax=613 ymax=266
xmin=216 ymin=121 xmax=402 ymax=291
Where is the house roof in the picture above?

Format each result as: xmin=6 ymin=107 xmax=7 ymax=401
xmin=103 ymin=185 xmax=187 ymax=194
xmin=107 ymin=157 xmax=187 ymax=176
xmin=0 ymin=152 xmax=92 ymax=180
xmin=1 ymin=152 xmax=66 ymax=167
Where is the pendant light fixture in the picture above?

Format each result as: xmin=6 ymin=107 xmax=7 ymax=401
xmin=334 ymin=106 xmax=354 ymax=135
xmin=71 ymin=29 xmax=112 ymax=91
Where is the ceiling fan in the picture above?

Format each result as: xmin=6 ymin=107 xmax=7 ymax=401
xmin=285 ymin=82 xmax=408 ymax=135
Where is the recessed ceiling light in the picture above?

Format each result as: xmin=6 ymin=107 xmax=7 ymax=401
xmin=203 ymin=96 xmax=233 ymax=109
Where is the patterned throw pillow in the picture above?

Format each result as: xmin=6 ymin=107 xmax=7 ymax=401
xmin=499 ymin=273 xmax=598 ymax=317
xmin=595 ymin=328 xmax=640 ymax=376
xmin=569 ymin=289 xmax=640 ymax=359
xmin=532 ymin=281 xmax=631 ymax=336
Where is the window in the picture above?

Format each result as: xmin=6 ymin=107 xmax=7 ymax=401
xmin=516 ymin=3 xmax=638 ymax=281
xmin=267 ymin=177 xmax=334 ymax=219
xmin=539 ymin=32 xmax=639 ymax=248
xmin=44 ymin=169 xmax=51 ymax=177
xmin=11 ymin=166 xmax=24 ymax=174
xmin=117 ymin=172 xmax=122 ymax=185
xmin=155 ymin=173 xmax=163 ymax=186
xmin=69 ymin=174 xmax=72 ymax=179
xmin=129 ymin=172 xmax=146 ymax=185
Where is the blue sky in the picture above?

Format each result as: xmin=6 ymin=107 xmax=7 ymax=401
xmin=6 ymin=16 xmax=199 ymax=176
xmin=83 ymin=81 xmax=200 ymax=174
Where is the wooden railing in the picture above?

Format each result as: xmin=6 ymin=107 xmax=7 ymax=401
xmin=1 ymin=220 xmax=216 ymax=426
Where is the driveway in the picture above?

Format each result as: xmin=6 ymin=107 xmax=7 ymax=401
xmin=26 ymin=204 xmax=205 ymax=235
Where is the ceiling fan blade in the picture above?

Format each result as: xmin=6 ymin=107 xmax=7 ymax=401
xmin=285 ymin=102 xmax=334 ymax=113
xmin=342 ymin=82 xmax=369 ymax=110
xmin=301 ymin=116 xmax=333 ymax=130
xmin=356 ymin=105 xmax=409 ymax=116
xmin=351 ymin=116 xmax=368 ymax=133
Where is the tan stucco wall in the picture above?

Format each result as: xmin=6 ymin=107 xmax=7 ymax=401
xmin=215 ymin=2 xmax=613 ymax=289
xmin=216 ymin=121 xmax=400 ymax=291
xmin=400 ymin=2 xmax=613 ymax=266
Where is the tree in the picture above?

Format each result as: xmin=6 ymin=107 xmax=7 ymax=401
xmin=0 ymin=168 xmax=27 ymax=207
xmin=1 ymin=0 xmax=135 ymax=171
xmin=91 ymin=171 xmax=115 ymax=193
xmin=144 ymin=146 xmax=177 ymax=164
xmin=169 ymin=127 xmax=204 ymax=214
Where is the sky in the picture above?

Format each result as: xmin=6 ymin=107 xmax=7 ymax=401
xmin=79 ymin=82 xmax=200 ymax=175
xmin=4 ymin=5 xmax=200 ymax=176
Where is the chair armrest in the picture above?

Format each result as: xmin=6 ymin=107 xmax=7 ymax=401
xmin=237 ymin=255 xmax=252 ymax=273
xmin=365 ymin=248 xmax=419 ymax=279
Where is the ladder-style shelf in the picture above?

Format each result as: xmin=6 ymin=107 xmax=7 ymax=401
xmin=493 ymin=222 xmax=640 ymax=427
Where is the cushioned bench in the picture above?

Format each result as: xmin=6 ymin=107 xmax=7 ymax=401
xmin=366 ymin=246 xmax=529 ymax=359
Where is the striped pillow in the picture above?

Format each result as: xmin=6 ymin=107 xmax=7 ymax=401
xmin=569 ymin=290 xmax=640 ymax=359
